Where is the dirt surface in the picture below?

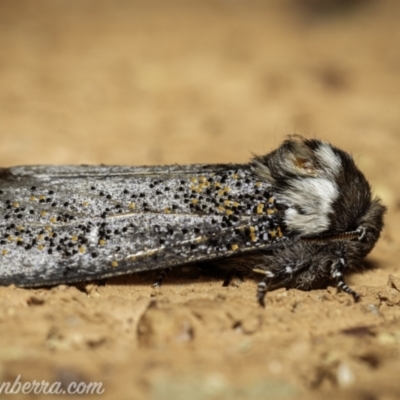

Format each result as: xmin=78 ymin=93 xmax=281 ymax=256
xmin=0 ymin=1 xmax=399 ymax=399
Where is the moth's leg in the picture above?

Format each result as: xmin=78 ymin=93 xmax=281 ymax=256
xmin=255 ymin=268 xmax=276 ymax=308
xmin=256 ymin=277 xmax=271 ymax=307
xmin=254 ymin=261 xmax=301 ymax=307
xmin=152 ymin=267 xmax=172 ymax=288
xmin=331 ymin=258 xmax=360 ymax=302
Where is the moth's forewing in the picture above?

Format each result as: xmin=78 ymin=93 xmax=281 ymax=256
xmin=0 ymin=164 xmax=287 ymax=286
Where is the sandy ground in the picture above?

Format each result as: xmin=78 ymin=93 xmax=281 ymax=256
xmin=0 ymin=0 xmax=400 ymax=399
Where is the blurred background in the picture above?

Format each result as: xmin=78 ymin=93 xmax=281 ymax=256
xmin=1 ymin=2 xmax=400 ymax=398
xmin=0 ymin=0 xmax=399 ymax=176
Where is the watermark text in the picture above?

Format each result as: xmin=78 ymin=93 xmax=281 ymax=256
xmin=0 ymin=375 xmax=105 ymax=395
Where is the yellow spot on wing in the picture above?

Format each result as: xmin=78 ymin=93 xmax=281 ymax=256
xmin=1 ymin=249 xmax=8 ymax=256
xmin=277 ymin=227 xmax=283 ymax=237
xmin=257 ymin=204 xmax=264 ymax=214
xmin=267 ymin=208 xmax=275 ymax=215
xmin=38 ymin=244 xmax=44 ymax=250
xmin=231 ymin=244 xmax=239 ymax=251
xmin=198 ymin=177 xmax=209 ymax=187
xmin=111 ymin=261 xmax=118 ymax=268
xmin=39 ymin=195 xmax=46 ymax=201
xmin=268 ymin=197 xmax=274 ymax=204
xmin=71 ymin=236 xmax=78 ymax=242
xmin=269 ymin=230 xmax=277 ymax=238
xmin=196 ymin=187 xmax=204 ymax=193
xmin=41 ymin=211 xmax=48 ymax=217
xmin=30 ymin=196 xmax=37 ymax=202
xmin=7 ymin=236 xmax=14 ymax=242
xmin=13 ymin=202 xmax=19 ymax=208
xmin=99 ymin=239 xmax=107 ymax=246
xmin=249 ymin=226 xmax=257 ymax=242
xmin=50 ymin=216 xmax=57 ymax=223
xmin=128 ymin=202 xmax=136 ymax=209
xmin=191 ymin=199 xmax=198 ymax=205
xmin=79 ymin=246 xmax=86 ymax=254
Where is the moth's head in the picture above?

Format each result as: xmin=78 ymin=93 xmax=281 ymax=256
xmin=253 ymin=135 xmax=386 ymax=255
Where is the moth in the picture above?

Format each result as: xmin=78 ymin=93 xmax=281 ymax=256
xmin=0 ymin=136 xmax=385 ymax=306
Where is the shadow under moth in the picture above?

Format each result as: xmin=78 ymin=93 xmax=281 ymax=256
xmin=0 ymin=136 xmax=385 ymax=306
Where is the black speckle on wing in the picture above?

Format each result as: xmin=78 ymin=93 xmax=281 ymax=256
xmin=0 ymin=164 xmax=287 ymax=287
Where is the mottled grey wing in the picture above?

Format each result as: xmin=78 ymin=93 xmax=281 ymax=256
xmin=0 ymin=163 xmax=286 ymax=287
